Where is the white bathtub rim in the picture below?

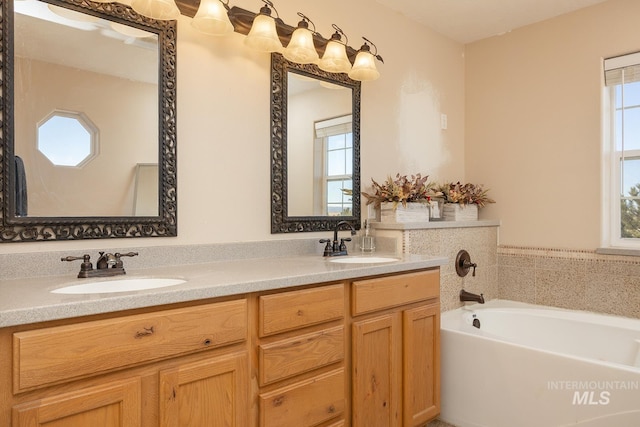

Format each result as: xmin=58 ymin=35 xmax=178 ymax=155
xmin=441 ymin=299 xmax=640 ymax=374
xmin=444 ymin=299 xmax=640 ymax=331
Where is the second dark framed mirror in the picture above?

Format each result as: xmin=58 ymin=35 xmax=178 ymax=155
xmin=271 ymin=53 xmax=361 ymax=233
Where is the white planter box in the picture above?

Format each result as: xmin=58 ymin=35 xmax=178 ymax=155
xmin=443 ymin=203 xmax=478 ymax=221
xmin=380 ymin=202 xmax=430 ymax=223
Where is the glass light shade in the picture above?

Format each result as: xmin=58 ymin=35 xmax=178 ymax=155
xmin=318 ymin=39 xmax=351 ymax=73
xmin=244 ymin=14 xmax=283 ymax=52
xmin=192 ymin=0 xmax=233 ymax=35
xmin=131 ymin=0 xmax=180 ymax=21
xmin=348 ymin=50 xmax=379 ymax=81
xmin=283 ymin=27 xmax=318 ymax=64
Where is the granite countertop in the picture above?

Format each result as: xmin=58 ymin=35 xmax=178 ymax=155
xmin=0 ymin=253 xmax=447 ymax=328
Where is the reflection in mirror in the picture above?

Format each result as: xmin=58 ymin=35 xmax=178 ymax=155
xmin=1 ymin=0 xmax=177 ymax=241
xmin=14 ymin=0 xmax=158 ymax=217
xmin=287 ymin=72 xmax=353 ymax=217
xmin=271 ymin=53 xmax=361 ymax=233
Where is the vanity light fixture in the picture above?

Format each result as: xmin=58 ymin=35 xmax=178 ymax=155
xmin=131 ymin=0 xmax=180 ymax=20
xmin=192 ymin=0 xmax=233 ymax=35
xmin=282 ymin=13 xmax=319 ymax=64
xmin=318 ymin=25 xmax=352 ymax=74
xmin=244 ymin=0 xmax=283 ymax=52
xmin=348 ymin=37 xmax=384 ymax=81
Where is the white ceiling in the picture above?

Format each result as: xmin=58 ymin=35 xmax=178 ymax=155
xmin=376 ymin=0 xmax=609 ymax=44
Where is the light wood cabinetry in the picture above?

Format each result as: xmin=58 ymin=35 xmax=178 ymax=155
xmin=159 ymin=352 xmax=249 ymax=427
xmin=1 ymin=268 xmax=440 ymax=427
xmin=3 ymin=298 xmax=249 ymax=427
xmin=13 ymin=378 xmax=141 ymax=427
xmin=257 ymin=283 xmax=347 ymax=427
xmin=352 ymin=270 xmax=440 ymax=427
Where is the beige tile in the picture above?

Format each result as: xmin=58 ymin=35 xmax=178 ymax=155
xmin=497 ymin=253 xmax=536 ymax=268
xmin=535 ymin=269 xmax=586 ymax=310
xmin=498 ymin=265 xmax=535 ymax=303
xmin=440 ymin=272 xmax=464 ymax=312
xmin=584 ymin=274 xmax=640 ymax=318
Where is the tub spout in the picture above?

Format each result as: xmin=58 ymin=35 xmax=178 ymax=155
xmin=460 ymin=289 xmax=484 ymax=304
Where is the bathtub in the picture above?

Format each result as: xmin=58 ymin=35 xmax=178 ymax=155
xmin=440 ymin=300 xmax=640 ymax=427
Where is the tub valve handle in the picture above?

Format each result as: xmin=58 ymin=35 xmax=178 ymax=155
xmin=456 ymin=250 xmax=477 ymax=277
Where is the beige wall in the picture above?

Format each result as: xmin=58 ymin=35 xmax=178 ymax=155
xmin=2 ymin=0 xmax=465 ymax=254
xmin=15 ymin=57 xmax=157 ymax=217
xmin=466 ymin=0 xmax=640 ymax=250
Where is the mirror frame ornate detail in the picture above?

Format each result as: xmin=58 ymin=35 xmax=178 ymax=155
xmin=271 ymin=53 xmax=361 ymax=233
xmin=0 ymin=0 xmax=177 ymax=242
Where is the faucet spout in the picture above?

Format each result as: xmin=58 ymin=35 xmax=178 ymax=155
xmin=319 ymin=221 xmax=357 ymax=257
xmin=96 ymin=252 xmax=117 ymax=269
xmin=460 ymin=289 xmax=485 ymax=304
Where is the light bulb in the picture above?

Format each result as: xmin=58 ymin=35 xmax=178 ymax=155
xmin=348 ymin=48 xmax=379 ymax=81
xmin=244 ymin=11 xmax=282 ymax=52
xmin=131 ymin=0 xmax=180 ymax=20
xmin=192 ymin=0 xmax=233 ymax=36
xmin=283 ymin=21 xmax=318 ymax=64
xmin=318 ymin=39 xmax=351 ymax=73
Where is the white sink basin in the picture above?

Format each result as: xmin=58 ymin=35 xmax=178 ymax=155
xmin=52 ymin=278 xmax=186 ymax=294
xmin=329 ymin=256 xmax=399 ymax=264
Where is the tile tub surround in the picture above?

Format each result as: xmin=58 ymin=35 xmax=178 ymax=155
xmin=373 ymin=220 xmax=500 ymax=312
xmin=498 ymin=246 xmax=640 ymax=319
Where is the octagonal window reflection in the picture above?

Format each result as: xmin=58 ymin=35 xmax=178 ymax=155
xmin=37 ymin=111 xmax=98 ymax=167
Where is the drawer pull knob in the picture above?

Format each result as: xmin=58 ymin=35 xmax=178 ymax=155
xmin=135 ymin=326 xmax=154 ymax=338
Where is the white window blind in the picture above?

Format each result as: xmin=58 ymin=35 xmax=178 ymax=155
xmin=315 ymin=115 xmax=352 ymax=138
xmin=604 ymin=52 xmax=640 ymax=86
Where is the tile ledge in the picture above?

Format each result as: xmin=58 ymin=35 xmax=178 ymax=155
xmin=596 ymin=247 xmax=640 ymax=257
xmin=371 ymin=219 xmax=500 ymax=230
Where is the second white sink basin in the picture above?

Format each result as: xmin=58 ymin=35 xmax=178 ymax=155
xmin=52 ymin=278 xmax=186 ymax=294
xmin=329 ymin=256 xmax=399 ymax=264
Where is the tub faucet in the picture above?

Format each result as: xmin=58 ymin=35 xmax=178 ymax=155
xmin=319 ymin=220 xmax=357 ymax=256
xmin=460 ymin=289 xmax=485 ymax=304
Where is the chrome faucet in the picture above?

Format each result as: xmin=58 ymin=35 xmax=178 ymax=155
xmin=319 ymin=220 xmax=357 ymax=256
xmin=62 ymin=251 xmax=139 ymax=278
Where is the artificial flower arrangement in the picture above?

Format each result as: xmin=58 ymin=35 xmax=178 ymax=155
xmin=437 ymin=181 xmax=495 ymax=207
xmin=361 ymin=173 xmax=439 ymax=209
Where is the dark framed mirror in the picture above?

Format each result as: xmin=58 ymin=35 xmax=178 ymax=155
xmin=271 ymin=53 xmax=361 ymax=233
xmin=1 ymin=0 xmax=177 ymax=242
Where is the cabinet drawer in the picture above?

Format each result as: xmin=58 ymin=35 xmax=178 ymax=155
xmin=13 ymin=299 xmax=247 ymax=392
xmin=352 ymin=270 xmax=439 ymax=315
xmin=259 ymin=284 xmax=344 ymax=336
xmin=259 ymin=368 xmax=345 ymax=427
xmin=259 ymin=325 xmax=344 ymax=386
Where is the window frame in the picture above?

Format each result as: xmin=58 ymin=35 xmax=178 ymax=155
xmin=602 ymin=52 xmax=640 ymax=249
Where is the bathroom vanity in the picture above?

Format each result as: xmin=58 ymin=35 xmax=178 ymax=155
xmin=0 ymin=255 xmax=443 ymax=427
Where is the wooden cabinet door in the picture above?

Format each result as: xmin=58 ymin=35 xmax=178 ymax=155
xmin=352 ymin=314 xmax=401 ymax=427
xmin=159 ymin=352 xmax=249 ymax=427
xmin=403 ymin=303 xmax=440 ymax=427
xmin=12 ymin=378 xmax=141 ymax=427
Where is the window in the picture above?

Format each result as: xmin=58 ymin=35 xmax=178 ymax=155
xmin=603 ymin=52 xmax=640 ymax=248
xmin=37 ymin=111 xmax=98 ymax=167
xmin=315 ymin=115 xmax=353 ymax=216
